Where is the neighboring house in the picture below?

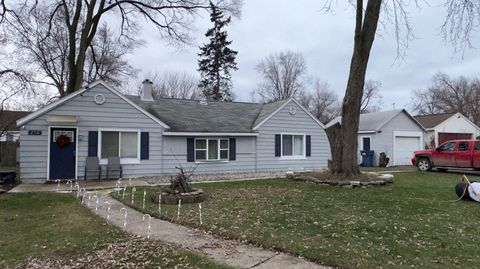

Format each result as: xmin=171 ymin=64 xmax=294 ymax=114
xmin=0 ymin=110 xmax=31 ymax=142
xmin=16 ymin=80 xmax=330 ymax=182
xmin=414 ymin=112 xmax=480 ymax=148
xmin=326 ymin=110 xmax=425 ymax=166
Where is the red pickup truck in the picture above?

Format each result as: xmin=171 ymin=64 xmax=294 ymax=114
xmin=412 ymin=140 xmax=480 ymax=171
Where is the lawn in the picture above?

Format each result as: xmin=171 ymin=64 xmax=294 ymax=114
xmin=0 ymin=192 xmax=230 ymax=269
xmin=113 ymin=171 xmax=480 ymax=269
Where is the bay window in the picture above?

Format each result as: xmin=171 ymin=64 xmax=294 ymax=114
xmin=195 ymin=138 xmax=229 ymax=161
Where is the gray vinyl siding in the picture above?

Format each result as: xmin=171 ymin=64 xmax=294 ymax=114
xmin=19 ymin=84 xmax=164 ymax=181
xmin=359 ymin=112 xmax=423 ymax=166
xmin=19 ymin=85 xmax=333 ymax=181
xmin=256 ymin=101 xmax=330 ymax=171
xmin=161 ymin=136 xmax=256 ymax=174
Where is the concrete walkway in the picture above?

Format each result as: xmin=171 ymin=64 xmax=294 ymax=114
xmin=82 ymin=189 xmax=330 ymax=269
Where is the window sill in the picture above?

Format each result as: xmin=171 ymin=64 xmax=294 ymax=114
xmin=195 ymin=160 xmax=229 ymax=164
xmin=100 ymin=158 xmax=140 ymax=165
xmin=279 ymin=156 xmax=307 ymax=160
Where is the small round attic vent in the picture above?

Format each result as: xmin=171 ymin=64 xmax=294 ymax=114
xmin=289 ymin=107 xmax=297 ymax=115
xmin=94 ymin=94 xmax=106 ymax=105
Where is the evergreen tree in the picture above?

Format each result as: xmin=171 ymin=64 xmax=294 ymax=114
xmin=198 ymin=2 xmax=238 ymax=101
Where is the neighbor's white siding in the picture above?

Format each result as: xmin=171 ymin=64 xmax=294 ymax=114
xmin=256 ymin=101 xmax=330 ymax=171
xmin=359 ymin=112 xmax=423 ymax=166
xmin=432 ymin=113 xmax=480 ymax=146
xmin=19 ymin=84 xmax=164 ymax=181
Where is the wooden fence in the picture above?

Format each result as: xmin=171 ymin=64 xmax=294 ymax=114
xmin=0 ymin=141 xmax=18 ymax=167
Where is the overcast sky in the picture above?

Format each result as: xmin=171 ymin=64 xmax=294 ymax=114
xmin=126 ymin=1 xmax=480 ymax=112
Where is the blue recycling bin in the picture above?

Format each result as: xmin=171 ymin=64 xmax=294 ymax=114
xmin=361 ymin=150 xmax=374 ymax=167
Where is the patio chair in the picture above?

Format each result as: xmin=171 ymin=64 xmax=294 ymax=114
xmin=84 ymin=156 xmax=101 ymax=180
xmin=106 ymin=156 xmax=122 ymax=180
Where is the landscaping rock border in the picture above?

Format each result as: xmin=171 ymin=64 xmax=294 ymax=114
xmin=152 ymin=188 xmax=205 ymax=204
xmin=287 ymin=171 xmax=394 ymax=188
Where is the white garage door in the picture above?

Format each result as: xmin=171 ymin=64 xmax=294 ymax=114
xmin=395 ymin=136 xmax=420 ymax=165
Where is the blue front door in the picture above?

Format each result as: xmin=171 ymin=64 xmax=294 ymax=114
xmin=49 ymin=128 xmax=76 ymax=180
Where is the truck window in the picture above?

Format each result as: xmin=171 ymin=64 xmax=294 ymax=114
xmin=438 ymin=142 xmax=456 ymax=151
xmin=476 ymin=142 xmax=480 ymax=150
xmin=458 ymin=142 xmax=469 ymax=151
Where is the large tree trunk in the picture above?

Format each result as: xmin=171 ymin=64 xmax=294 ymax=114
xmin=329 ymin=0 xmax=382 ymax=176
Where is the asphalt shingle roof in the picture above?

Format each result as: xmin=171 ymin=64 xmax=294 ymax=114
xmin=126 ymin=96 xmax=288 ymax=132
xmin=326 ymin=109 xmax=417 ymax=132
xmin=413 ymin=113 xmax=456 ymax=129
xmin=0 ymin=111 xmax=31 ymax=132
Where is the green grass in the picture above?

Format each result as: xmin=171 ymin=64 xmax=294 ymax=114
xmin=0 ymin=192 xmax=123 ymax=265
xmin=0 ymin=192 xmax=230 ymax=268
xmin=114 ymin=172 xmax=480 ymax=269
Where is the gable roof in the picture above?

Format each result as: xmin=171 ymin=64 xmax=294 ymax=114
xmin=17 ymin=81 xmax=325 ymax=133
xmin=326 ymin=109 xmax=425 ymax=132
xmin=127 ymin=96 xmax=325 ymax=133
xmin=16 ymin=81 xmax=170 ymax=128
xmin=413 ymin=113 xmax=456 ymax=129
xmin=252 ymin=99 xmax=290 ymax=129
xmin=0 ymin=111 xmax=31 ymax=132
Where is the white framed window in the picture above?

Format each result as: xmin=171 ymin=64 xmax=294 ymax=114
xmin=281 ymin=134 xmax=305 ymax=159
xmin=98 ymin=129 xmax=140 ymax=163
xmin=195 ymin=138 xmax=229 ymax=161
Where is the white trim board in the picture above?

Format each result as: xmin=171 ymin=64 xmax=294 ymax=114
xmin=163 ymin=132 xmax=259 ymax=137
xmin=359 ymin=135 xmax=372 ymax=151
xmin=17 ymin=80 xmax=170 ymax=129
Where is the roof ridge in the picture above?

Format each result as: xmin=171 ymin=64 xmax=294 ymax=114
xmin=413 ymin=112 xmax=456 ymax=117
xmin=127 ymin=94 xmax=265 ymax=105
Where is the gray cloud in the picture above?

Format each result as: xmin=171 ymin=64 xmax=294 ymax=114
xmin=126 ymin=1 xmax=480 ymax=112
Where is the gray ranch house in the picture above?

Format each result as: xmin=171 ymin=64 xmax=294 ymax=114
xmin=326 ymin=109 xmax=425 ymax=166
xmin=17 ymin=80 xmax=330 ymax=182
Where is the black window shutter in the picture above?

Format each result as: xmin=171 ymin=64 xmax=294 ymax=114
xmin=306 ymin=135 xmax=311 ymax=157
xmin=140 ymin=132 xmax=149 ymax=160
xmin=229 ymin=138 xmax=236 ymax=161
xmin=275 ymin=134 xmax=281 ymax=157
xmin=187 ymin=138 xmax=195 ymax=162
xmin=88 ymin=131 xmax=98 ymax=157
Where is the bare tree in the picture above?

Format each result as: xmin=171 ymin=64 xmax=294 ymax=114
xmin=325 ymin=0 xmax=479 ymax=176
xmin=299 ymin=80 xmax=340 ymax=124
xmin=255 ymin=50 xmax=307 ymax=102
xmin=2 ymin=2 xmax=141 ymax=97
xmin=147 ymin=71 xmax=203 ymax=100
xmin=1 ymin=0 xmax=241 ymax=97
xmin=411 ymin=72 xmax=480 ymax=125
xmin=442 ymin=1 xmax=480 ymax=52
xmin=361 ymin=80 xmax=383 ymax=113
xmin=84 ymin=25 xmax=140 ymax=88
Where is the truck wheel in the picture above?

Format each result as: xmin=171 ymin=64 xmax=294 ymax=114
xmin=417 ymin=158 xmax=432 ymax=172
